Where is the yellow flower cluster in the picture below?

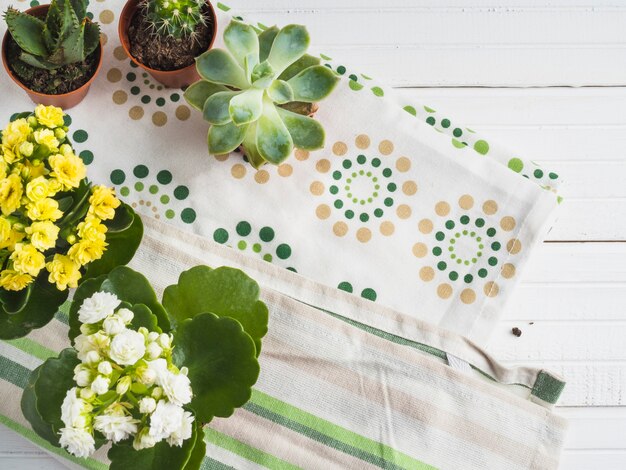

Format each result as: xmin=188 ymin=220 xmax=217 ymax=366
xmin=0 ymin=106 xmax=121 ymax=292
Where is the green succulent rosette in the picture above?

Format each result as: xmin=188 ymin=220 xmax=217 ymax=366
xmin=22 ymin=265 xmax=266 ymax=469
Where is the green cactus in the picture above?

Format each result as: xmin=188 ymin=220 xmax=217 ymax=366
xmin=143 ymin=0 xmax=206 ymax=39
xmin=184 ymin=20 xmax=339 ymax=168
xmin=4 ymin=0 xmax=100 ymax=70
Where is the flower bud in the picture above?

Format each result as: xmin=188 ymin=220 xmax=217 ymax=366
xmin=133 ymin=427 xmax=156 ymax=451
xmin=158 ymin=333 xmax=171 ymax=349
xmin=84 ymin=350 xmax=100 ymax=365
xmin=97 ymin=361 xmax=113 ymax=376
xmin=103 ymin=315 xmax=125 ymax=336
xmin=80 ymin=387 xmax=96 ymax=401
xmin=117 ymin=308 xmax=134 ymax=324
xmin=116 ymin=376 xmax=132 ymax=395
xmin=151 ymin=387 xmax=163 ymax=399
xmin=54 ymin=128 xmax=66 ymax=140
xmin=138 ymin=327 xmax=149 ymax=338
xmin=137 ymin=366 xmax=156 ymax=386
xmin=73 ymin=365 xmax=92 ymax=387
xmin=59 ymin=144 xmax=73 ymax=156
xmin=146 ymin=342 xmax=162 ymax=360
xmin=138 ymin=397 xmax=156 ymax=414
xmin=90 ymin=375 xmax=110 ymax=395
xmin=147 ymin=332 xmax=159 ymax=343
xmin=18 ymin=141 xmax=33 ymax=157
xmin=27 ymin=116 xmax=37 ymax=127
xmin=80 ymin=323 xmax=97 ymax=335
xmin=66 ymin=234 xmax=77 ymax=245
xmin=180 ymin=366 xmax=189 ymax=376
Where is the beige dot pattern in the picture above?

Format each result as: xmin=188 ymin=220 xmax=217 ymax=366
xmin=332 ymin=142 xmax=347 ymax=156
xmin=99 ymin=9 xmax=115 ymax=24
xmin=355 ymin=134 xmax=370 ymax=149
xmin=357 ymin=227 xmax=372 ymax=243
xmin=112 ymin=90 xmax=128 ymax=105
xmin=152 ymin=111 xmax=167 ymax=127
xmin=113 ymin=46 xmax=127 ymax=61
xmin=484 ymin=282 xmax=499 ymax=297
xmin=396 ymin=157 xmax=411 ymax=172
xmin=254 ymin=170 xmax=270 ymax=184
xmin=175 ymin=105 xmax=191 ymax=121
xmin=418 ymin=219 xmax=433 ymax=234
xmin=316 ymin=159 xmax=331 ymax=173
xmin=506 ymin=238 xmax=522 ymax=254
xmin=402 ymin=181 xmax=418 ymax=196
xmin=310 ymin=181 xmax=324 ymax=195
xmin=107 ymin=68 xmax=122 ymax=83
xmin=396 ymin=204 xmax=411 ymax=219
xmin=380 ymin=221 xmax=395 ymax=236
xmin=333 ymin=222 xmax=348 ymax=237
xmin=278 ymin=164 xmax=293 ymax=177
xmin=316 ymin=204 xmax=331 ymax=220
xmin=460 ymin=288 xmax=476 ymax=304
xmin=501 ymin=263 xmax=516 ymax=279
xmin=214 ymin=154 xmax=229 ymax=162
xmin=420 ymin=267 xmax=435 ymax=282
xmin=458 ymin=194 xmax=474 ymax=210
xmin=437 ymin=283 xmax=453 ymax=299
xmin=129 ymin=106 xmax=144 ymax=120
xmin=231 ymin=164 xmax=246 ymax=179
xmin=412 ymin=243 xmax=427 ymax=258
xmin=500 ymin=216 xmax=516 ymax=232
xmin=483 ymin=200 xmax=498 ymax=215
xmin=378 ymin=140 xmax=394 ymax=155
xmin=295 ymin=149 xmax=310 ymax=161
xmin=435 ymin=201 xmax=450 ymax=216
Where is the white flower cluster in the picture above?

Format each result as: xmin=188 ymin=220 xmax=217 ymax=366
xmin=59 ymin=291 xmax=194 ymax=458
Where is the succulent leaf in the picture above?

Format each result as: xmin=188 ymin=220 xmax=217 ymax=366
xmin=277 ymin=107 xmax=325 ymax=150
xmin=4 ymin=9 xmax=48 ymax=57
xmin=229 ymin=88 xmax=264 ymax=125
xmin=208 ymin=121 xmax=248 ymax=155
xmin=278 ymin=53 xmax=321 ymax=81
xmin=258 ymin=26 xmax=279 ymax=62
xmin=267 ymin=24 xmax=310 ymax=76
xmin=59 ymin=19 xmax=86 ymax=65
xmin=250 ymin=60 xmax=274 ymax=88
xmin=224 ymin=19 xmax=259 ymax=69
xmin=203 ymin=91 xmax=239 ymax=125
xmin=256 ymin=100 xmax=294 ymax=164
xmin=184 ymin=80 xmax=229 ymax=111
xmin=267 ymin=79 xmax=294 ymax=104
xmin=84 ymin=21 xmax=101 ymax=57
xmin=196 ymin=49 xmax=249 ymax=89
xmin=144 ymin=0 xmax=205 ymax=39
xmin=288 ymin=65 xmax=340 ymax=102
xmin=241 ymin=122 xmax=267 ymax=169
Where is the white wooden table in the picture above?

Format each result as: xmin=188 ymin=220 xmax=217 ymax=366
xmin=2 ymin=1 xmax=625 ymax=468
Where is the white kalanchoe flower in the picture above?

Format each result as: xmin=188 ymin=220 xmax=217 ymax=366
xmin=133 ymin=427 xmax=157 ymax=451
xmin=97 ymin=361 xmax=113 ymax=376
xmin=84 ymin=350 xmax=100 ymax=365
xmin=103 ymin=314 xmax=126 ymax=335
xmin=160 ymin=370 xmax=193 ymax=406
xmin=80 ymin=388 xmax=96 ymax=401
xmin=94 ymin=406 xmax=140 ymax=443
xmin=78 ymin=292 xmax=121 ymax=324
xmin=59 ymin=427 xmax=95 ymax=458
xmin=146 ymin=342 xmax=163 ymax=360
xmin=90 ymin=375 xmax=110 ymax=395
xmin=75 ymin=332 xmax=110 ymax=362
xmin=117 ymin=307 xmax=134 ymax=324
xmin=109 ymin=328 xmax=146 ymax=365
xmin=73 ymin=365 xmax=92 ymax=387
xmin=166 ymin=410 xmax=194 ymax=447
xmin=158 ymin=333 xmax=171 ymax=349
xmin=139 ymin=397 xmax=157 ymax=414
xmin=147 ymin=331 xmax=159 ymax=343
xmin=61 ymin=388 xmax=91 ymax=429
xmin=136 ymin=364 xmax=157 ymax=386
xmin=149 ymin=400 xmax=186 ymax=442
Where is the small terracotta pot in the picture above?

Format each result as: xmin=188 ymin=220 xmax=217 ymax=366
xmin=118 ymin=0 xmax=217 ymax=89
xmin=1 ymin=4 xmax=104 ymax=109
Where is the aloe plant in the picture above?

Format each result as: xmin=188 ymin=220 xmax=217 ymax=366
xmin=4 ymin=0 xmax=100 ymax=70
xmin=184 ymin=20 xmax=339 ymax=167
xmin=143 ymin=0 xmax=206 ymax=39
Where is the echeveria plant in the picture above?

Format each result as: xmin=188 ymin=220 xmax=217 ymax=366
xmin=184 ymin=20 xmax=339 ymax=167
xmin=4 ymin=0 xmax=100 ymax=70
xmin=143 ymin=0 xmax=206 ymax=39
xmin=22 ymin=265 xmax=266 ymax=468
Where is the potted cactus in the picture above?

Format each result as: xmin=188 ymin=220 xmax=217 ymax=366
xmin=119 ymin=0 xmax=217 ymax=88
xmin=184 ymin=20 xmax=339 ymax=168
xmin=2 ymin=1 xmax=103 ymax=109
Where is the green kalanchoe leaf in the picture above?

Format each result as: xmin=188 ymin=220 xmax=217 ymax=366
xmin=203 ymin=91 xmax=239 ymax=125
xmin=109 ymin=421 xmax=199 ymax=470
xmin=183 ymin=425 xmax=207 ymax=470
xmin=267 ymin=24 xmax=310 ymax=75
xmin=277 ymin=107 xmax=325 ymax=150
xmin=256 ymin=100 xmax=294 ymax=164
xmin=0 ymin=272 xmax=69 ymax=340
xmin=172 ymin=313 xmax=260 ymax=422
xmin=288 ymin=65 xmax=340 ymax=102
xmin=0 ymin=282 xmax=31 ymax=314
xmin=184 ymin=81 xmax=228 ymax=111
xmin=196 ymin=49 xmax=249 ymax=89
xmin=229 ymin=88 xmax=264 ymax=125
xmin=224 ymin=19 xmax=259 ymax=69
xmin=278 ymin=53 xmax=321 ymax=81
xmin=267 ymin=79 xmax=294 ymax=104
xmin=258 ymin=25 xmax=279 ymax=62
xmin=162 ymin=266 xmax=269 ymax=355
xmin=83 ymin=204 xmax=144 ymax=280
xmin=129 ymin=304 xmax=162 ymax=333
xmin=21 ymin=364 xmax=58 ymax=446
xmin=29 ymin=349 xmax=80 ymax=446
xmin=207 ymin=121 xmax=247 ymax=155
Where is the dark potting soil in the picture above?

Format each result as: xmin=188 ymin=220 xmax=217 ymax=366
xmin=6 ymin=36 xmax=100 ymax=95
xmin=128 ymin=5 xmax=214 ymax=71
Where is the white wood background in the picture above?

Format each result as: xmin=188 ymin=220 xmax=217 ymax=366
xmin=2 ymin=0 xmax=625 ymax=468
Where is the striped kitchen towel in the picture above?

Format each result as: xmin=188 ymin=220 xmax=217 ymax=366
xmin=0 ymin=216 xmax=567 ymax=469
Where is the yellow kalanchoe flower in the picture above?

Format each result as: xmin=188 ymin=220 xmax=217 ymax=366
xmin=26 ymin=197 xmax=64 ymax=221
xmin=26 ymin=176 xmax=51 ymax=202
xmin=89 ymin=185 xmax=121 ymax=220
xmin=10 ymin=243 xmax=46 ymax=277
xmin=77 ymin=215 xmax=107 ymax=242
xmin=46 ymin=254 xmax=81 ymax=291
xmin=1 ymin=118 xmax=31 ymax=150
xmin=0 ymin=173 xmax=24 ymax=215
xmin=33 ymin=128 xmax=60 ymax=151
xmin=0 ymin=159 xmax=8 ymax=180
xmin=34 ymin=104 xmax=65 ymax=129
xmin=0 ymin=269 xmax=33 ymax=291
xmin=48 ymin=152 xmax=86 ymax=190
xmin=26 ymin=221 xmax=60 ymax=251
xmin=0 ymin=228 xmax=26 ymax=250
xmin=68 ymin=238 xmax=107 ymax=266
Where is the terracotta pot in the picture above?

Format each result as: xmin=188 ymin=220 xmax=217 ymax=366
xmin=1 ymin=4 xmax=104 ymax=109
xmin=118 ymin=0 xmax=217 ymax=89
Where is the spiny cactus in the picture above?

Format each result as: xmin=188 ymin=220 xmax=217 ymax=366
xmin=4 ymin=0 xmax=100 ymax=70
xmin=143 ymin=0 xmax=206 ymax=39
xmin=184 ymin=20 xmax=339 ymax=168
